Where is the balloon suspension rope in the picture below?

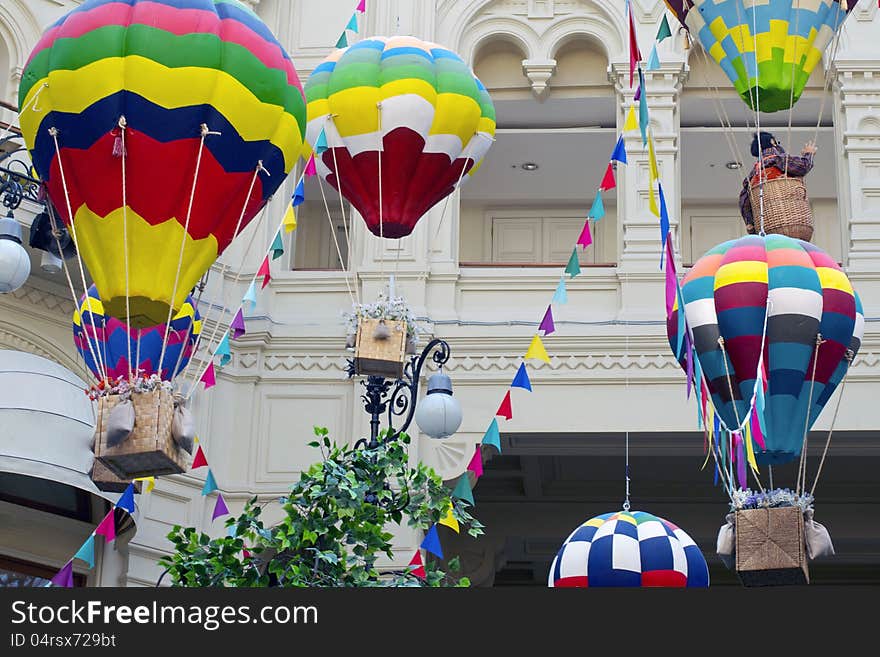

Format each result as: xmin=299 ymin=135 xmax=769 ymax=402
xmin=377 ymin=102 xmax=385 ymax=283
xmin=49 ymin=127 xmax=109 ymax=382
xmin=433 ymin=136 xmax=474 ymax=242
xmin=0 ymin=82 xmax=46 ymax=143
xmin=693 ymin=44 xmax=747 ymax=176
xmin=623 ymin=332 xmax=631 ymax=512
xmin=797 ymin=333 xmax=824 ymax=497
xmin=810 ymin=352 xmax=852 ymax=497
xmin=813 ymin=3 xmax=845 ymax=148
xmin=157 ymin=124 xmax=217 ymax=377
xmin=327 ymin=115 xmax=360 ymax=306
xmin=117 ymin=116 xmax=133 ymax=381
xmin=783 ymin=1 xmax=802 ymax=178
xmin=317 ymin=172 xmax=357 ymax=307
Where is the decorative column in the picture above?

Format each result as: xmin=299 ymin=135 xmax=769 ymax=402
xmin=611 ymin=62 xmax=687 ymax=315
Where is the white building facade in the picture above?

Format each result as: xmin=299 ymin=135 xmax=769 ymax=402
xmin=1 ymin=0 xmax=879 ymax=586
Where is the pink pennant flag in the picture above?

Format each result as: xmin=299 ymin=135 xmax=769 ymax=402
xmin=577 ymin=220 xmax=592 ymax=249
xmin=258 ymin=257 xmax=271 ymax=289
xmin=212 ymin=493 xmax=230 ymax=521
xmin=95 ymin=510 xmax=116 ymax=543
xmin=201 ymin=362 xmax=216 ymax=390
xmin=192 ymin=445 xmax=208 ymax=469
xmin=231 ymin=308 xmax=246 ymax=339
xmin=467 ymin=445 xmax=483 ymax=478
xmin=496 ymin=390 xmax=512 ymax=420
xmin=599 ymin=163 xmax=616 ymax=190
xmin=750 ymin=408 xmax=766 ymax=450
xmin=407 ymin=551 xmax=426 ymax=579
xmin=357 ymin=0 xmax=366 ymax=12
xmin=304 ymin=154 xmax=317 ymax=177
xmin=539 ymin=305 xmax=555 ymax=336
xmin=664 ymin=238 xmax=676 ymax=319
xmin=628 ymin=6 xmax=641 ymax=88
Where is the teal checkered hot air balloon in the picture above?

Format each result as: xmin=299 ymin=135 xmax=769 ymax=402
xmin=664 ymin=1 xmax=858 ymax=112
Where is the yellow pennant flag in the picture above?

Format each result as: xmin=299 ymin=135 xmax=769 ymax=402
xmin=648 ymin=131 xmax=659 ymax=182
xmin=744 ymin=423 xmax=759 ymax=474
xmin=283 ymin=203 xmax=297 ymax=233
xmin=439 ymin=506 xmax=460 ymax=533
xmin=135 ymin=476 xmax=156 ymax=493
xmin=624 ymin=105 xmax=638 ymax=132
xmin=648 ymin=182 xmax=660 ymax=217
xmin=524 ymin=334 xmax=551 ymax=364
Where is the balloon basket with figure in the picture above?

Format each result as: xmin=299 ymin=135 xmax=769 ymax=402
xmin=94 ymin=389 xmax=190 ymax=480
xmin=749 ymin=177 xmax=813 ymax=241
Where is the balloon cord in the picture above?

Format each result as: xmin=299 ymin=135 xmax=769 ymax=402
xmin=0 ymin=82 xmax=46 ymax=144
xmin=623 ymin=331 xmax=630 ymax=511
xmin=784 ymin=1 xmax=801 ymax=178
xmin=810 ymin=355 xmax=851 ymax=498
xmin=433 ymin=137 xmax=473 ymax=242
xmin=317 ymin=172 xmax=356 ymax=306
xmin=814 ymin=3 xmax=845 ymax=147
xmin=327 ymin=116 xmax=360 ymax=307
xmin=797 ymin=334 xmax=824 ymax=497
xmin=377 ymin=102 xmax=385 ymax=282
xmin=119 ymin=116 xmax=133 ymax=381
xmin=49 ymin=127 xmax=109 ymax=382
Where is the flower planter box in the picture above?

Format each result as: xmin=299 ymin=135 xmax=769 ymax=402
xmin=94 ymin=389 xmax=188 ymax=479
xmin=735 ymin=506 xmax=809 ymax=586
xmin=89 ymin=460 xmax=143 ymax=494
xmin=354 ymin=318 xmax=407 ymax=379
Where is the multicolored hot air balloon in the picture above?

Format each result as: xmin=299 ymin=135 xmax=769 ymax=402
xmin=668 ymin=235 xmax=861 ymax=465
xmin=548 ymin=511 xmax=709 ymax=588
xmin=664 ymin=1 xmax=858 ymax=112
xmin=304 ymin=36 xmax=496 ymax=239
xmin=19 ymin=0 xmax=306 ymax=327
xmin=74 ymin=285 xmax=201 ymax=382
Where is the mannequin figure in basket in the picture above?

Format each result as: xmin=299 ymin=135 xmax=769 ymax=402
xmin=739 ymin=131 xmax=818 ymax=235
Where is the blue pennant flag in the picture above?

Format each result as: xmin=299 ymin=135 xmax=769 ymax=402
xmin=315 ymin=128 xmax=329 ymax=155
xmin=116 ymin=483 xmax=136 ymax=514
xmin=292 ymin=179 xmax=305 ymax=207
xmin=227 ymin=524 xmax=238 ymax=538
xmin=610 ymin=135 xmax=627 ymax=164
xmin=217 ymin=331 xmax=231 ymax=367
xmin=552 ymin=276 xmax=567 ymax=305
xmin=647 ymin=44 xmax=660 ymax=71
xmin=74 ymin=535 xmax=95 ymax=569
xmin=243 ymin=280 xmax=258 ymax=311
xmin=511 ymin=362 xmax=532 ymax=391
xmin=202 ymin=470 xmax=218 ymax=496
xmin=638 ymin=68 xmax=649 ymax=146
xmin=659 ymin=182 xmax=670 ymax=267
xmin=589 ymin=192 xmax=605 ymax=220
xmin=482 ymin=418 xmax=501 ymax=452
xmin=420 ymin=524 xmax=443 ymax=559
xmin=346 ymin=13 xmax=359 ymax=33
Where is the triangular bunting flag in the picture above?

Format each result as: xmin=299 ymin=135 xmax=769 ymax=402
xmin=628 ymin=3 xmax=641 ymax=87
xmin=74 ymin=535 xmax=95 ymax=569
xmin=231 ymin=308 xmax=246 ymax=339
xmin=283 ymin=204 xmax=297 ymax=233
xmin=482 ymin=418 xmax=501 ymax=452
xmin=346 ymin=13 xmax=359 ymax=33
xmin=638 ymin=68 xmax=649 ymax=146
xmin=335 ymin=31 xmax=348 ymax=48
xmin=134 ymin=476 xmax=156 ymax=493
xmin=565 ymin=247 xmax=581 ymax=278
xmin=657 ymin=15 xmax=672 ymax=42
xmin=212 ymin=493 xmax=230 ymax=521
xmin=116 ymin=483 xmax=136 ymax=514
xmin=511 ymin=362 xmax=532 ymax=391
xmin=407 ymin=551 xmax=426 ymax=579
xmin=552 ymin=276 xmax=568 ymax=305
xmin=589 ymin=192 xmax=605 ymax=220
xmin=315 ymin=128 xmax=329 ymax=155
xmin=624 ymin=105 xmax=638 ymax=132
xmin=50 ymin=561 xmax=74 ymax=588
xmin=216 ymin=332 xmax=231 ymax=367
xmin=420 ymin=525 xmax=443 ymax=559
xmin=271 ymin=231 xmax=285 ymax=260
xmin=292 ymin=179 xmax=305 ymax=207
xmin=647 ymin=44 xmax=661 ymax=71
xmin=649 ymin=182 xmax=660 ymax=217
xmin=202 ymin=470 xmax=218 ymax=495
xmin=539 ymin=305 xmax=555 ymax=336
xmin=243 ymin=281 xmax=258 ymax=311
xmin=611 ymin=135 xmax=627 ymax=164
xmin=664 ymin=238 xmax=677 ymax=319
xmin=648 ymin=132 xmax=659 ymax=182
xmin=192 ymin=445 xmax=209 ymax=469
xmin=659 ymin=182 xmax=670 ymax=258
xmin=357 ymin=0 xmax=366 ymax=13
xmin=439 ymin=505 xmax=460 ymax=533
xmin=634 ymin=83 xmax=641 ymax=102
xmin=201 ymin=362 xmax=216 ymax=389
xmin=258 ymin=257 xmax=271 ymax=289
xmin=577 ymin=219 xmax=593 ymax=249
xmin=467 ymin=445 xmax=484 ymax=477
xmin=600 ymin=163 xmax=616 ymax=190
xmin=304 ymin=154 xmax=317 ymax=177
xmin=452 ymin=474 xmax=475 ymax=506
xmin=524 ymin=334 xmax=551 ymax=364
xmin=95 ymin=510 xmax=116 ymax=543
xmin=496 ymin=390 xmax=512 ymax=420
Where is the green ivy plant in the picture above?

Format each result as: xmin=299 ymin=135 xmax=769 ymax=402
xmin=159 ymin=427 xmax=483 ymax=587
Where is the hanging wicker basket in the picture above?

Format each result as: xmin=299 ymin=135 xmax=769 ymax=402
xmin=735 ymin=506 xmax=809 ymax=586
xmin=353 ymin=317 xmax=407 ymax=379
xmin=89 ymin=460 xmax=143 ymax=494
xmin=748 ymin=177 xmax=814 ymax=242
xmin=94 ymin=389 xmax=188 ymax=479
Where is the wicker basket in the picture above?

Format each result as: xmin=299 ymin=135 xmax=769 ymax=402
xmin=735 ymin=507 xmax=809 ymax=586
xmin=89 ymin=460 xmax=143 ymax=494
xmin=748 ymin=177 xmax=814 ymax=241
xmin=354 ymin=317 xmax=407 ymax=379
xmin=94 ymin=389 xmax=188 ymax=479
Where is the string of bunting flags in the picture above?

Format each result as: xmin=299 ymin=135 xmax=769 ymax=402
xmin=406 ymin=2 xmax=685 ymax=576
xmin=48 ymin=1 xmax=368 ymax=587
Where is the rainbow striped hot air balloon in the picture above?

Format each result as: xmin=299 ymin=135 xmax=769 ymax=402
xmin=19 ymin=0 xmax=305 ymax=327
xmin=74 ymin=285 xmax=201 ymax=382
xmin=668 ymin=235 xmax=862 ymax=465
xmin=664 ymin=0 xmax=858 ymax=112
xmin=304 ymin=36 xmax=496 ymax=239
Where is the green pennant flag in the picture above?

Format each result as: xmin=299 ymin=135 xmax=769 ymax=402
xmin=335 ymin=32 xmax=348 ymax=49
xmin=657 ymin=15 xmax=672 ymax=42
xmin=271 ymin=231 xmax=284 ymax=260
xmin=565 ymin=247 xmax=581 ymax=278
xmin=452 ymin=474 xmax=474 ymax=506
